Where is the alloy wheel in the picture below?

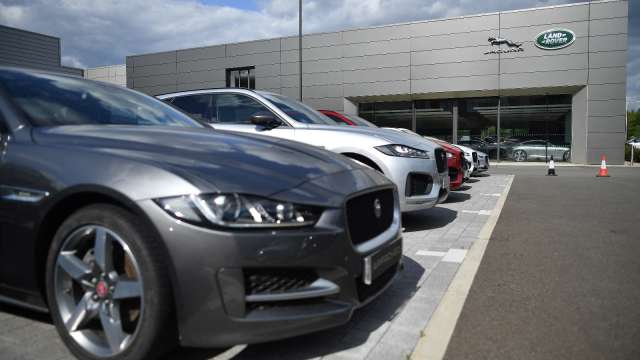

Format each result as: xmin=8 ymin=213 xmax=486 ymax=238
xmin=513 ymin=150 xmax=527 ymax=162
xmin=53 ymin=225 xmax=144 ymax=357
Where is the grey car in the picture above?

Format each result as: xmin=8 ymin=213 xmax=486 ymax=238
xmin=0 ymin=68 xmax=403 ymax=359
xmin=158 ymin=89 xmax=450 ymax=212
xmin=511 ymin=140 xmax=571 ymax=161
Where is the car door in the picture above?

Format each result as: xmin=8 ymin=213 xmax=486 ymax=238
xmin=0 ymin=100 xmax=51 ymax=297
xmin=0 ymin=114 xmax=8 ymax=287
xmin=528 ymin=140 xmax=546 ymax=159
xmin=210 ymin=93 xmax=296 ymax=141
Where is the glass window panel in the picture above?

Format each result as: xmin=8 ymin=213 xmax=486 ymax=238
xmin=239 ymin=70 xmax=248 ymax=88
xmin=457 ymin=97 xmax=498 ymax=158
xmin=415 ymin=99 xmax=453 ymax=142
xmin=358 ymin=101 xmax=412 ymax=130
xmin=501 ymin=95 xmax=572 ymax=162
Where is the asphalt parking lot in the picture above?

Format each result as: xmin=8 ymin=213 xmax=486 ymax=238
xmin=445 ymin=166 xmax=640 ymax=360
xmin=0 ymin=172 xmax=512 ymax=360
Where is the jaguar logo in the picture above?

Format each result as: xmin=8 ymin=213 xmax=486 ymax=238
xmin=484 ymin=36 xmax=524 ymax=54
xmin=373 ymin=198 xmax=382 ymax=219
xmin=488 ymin=37 xmax=522 ymax=48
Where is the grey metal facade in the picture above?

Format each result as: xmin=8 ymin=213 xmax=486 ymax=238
xmin=0 ymin=25 xmax=83 ymax=77
xmin=127 ymin=0 xmax=628 ymax=164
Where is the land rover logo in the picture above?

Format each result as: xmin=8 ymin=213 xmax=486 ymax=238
xmin=373 ymin=198 xmax=382 ymax=219
xmin=535 ymin=29 xmax=575 ymax=50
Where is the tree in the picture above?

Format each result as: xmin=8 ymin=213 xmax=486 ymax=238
xmin=628 ymin=109 xmax=640 ymax=140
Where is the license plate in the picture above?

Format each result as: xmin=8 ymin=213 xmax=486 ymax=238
xmin=363 ymin=240 xmax=402 ymax=285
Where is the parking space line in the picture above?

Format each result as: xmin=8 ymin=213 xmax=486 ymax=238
xmin=411 ymin=175 xmax=514 ymax=360
xmin=442 ymin=249 xmax=467 ymax=263
xmin=416 ymin=250 xmax=447 ymax=257
xmin=480 ymin=193 xmax=502 ymax=197
xmin=461 ymin=210 xmax=492 ymax=215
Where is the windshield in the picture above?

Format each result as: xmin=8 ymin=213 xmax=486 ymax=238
xmin=343 ymin=113 xmax=377 ymax=128
xmin=0 ymin=69 xmax=203 ymax=128
xmin=260 ymin=93 xmax=335 ymax=125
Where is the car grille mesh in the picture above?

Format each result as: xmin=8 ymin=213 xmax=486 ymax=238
xmin=244 ymin=268 xmax=317 ymax=295
xmin=346 ymin=189 xmax=394 ymax=245
xmin=435 ymin=148 xmax=447 ymax=173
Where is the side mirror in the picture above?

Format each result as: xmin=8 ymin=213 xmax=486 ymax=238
xmin=250 ymin=112 xmax=281 ymax=130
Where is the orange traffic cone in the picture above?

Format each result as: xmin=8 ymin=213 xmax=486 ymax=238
xmin=596 ymin=154 xmax=610 ymax=177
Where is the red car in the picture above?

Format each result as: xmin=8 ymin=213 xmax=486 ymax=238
xmin=319 ymin=110 xmax=465 ymax=190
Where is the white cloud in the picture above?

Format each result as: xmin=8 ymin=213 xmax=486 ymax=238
xmin=0 ymin=0 xmax=637 ymax=102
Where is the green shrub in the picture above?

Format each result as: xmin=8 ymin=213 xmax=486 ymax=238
xmin=624 ymin=144 xmax=640 ymax=162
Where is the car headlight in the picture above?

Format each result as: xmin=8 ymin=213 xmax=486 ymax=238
xmin=155 ymin=193 xmax=321 ymax=228
xmin=375 ymin=144 xmax=430 ymax=159
xmin=446 ymin=152 xmax=453 ymax=158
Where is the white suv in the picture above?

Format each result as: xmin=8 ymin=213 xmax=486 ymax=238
xmin=159 ymin=89 xmax=449 ymax=212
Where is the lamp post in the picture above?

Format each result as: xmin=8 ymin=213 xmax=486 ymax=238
xmin=298 ymin=0 xmax=303 ymax=101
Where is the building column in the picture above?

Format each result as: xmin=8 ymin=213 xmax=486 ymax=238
xmin=343 ymin=98 xmax=357 ymax=115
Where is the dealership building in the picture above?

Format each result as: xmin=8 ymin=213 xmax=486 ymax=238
xmin=85 ymin=1 xmax=634 ymax=164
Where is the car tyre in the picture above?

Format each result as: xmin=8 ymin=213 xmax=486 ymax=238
xmin=513 ymin=150 xmax=527 ymax=162
xmin=45 ymin=204 xmax=176 ymax=360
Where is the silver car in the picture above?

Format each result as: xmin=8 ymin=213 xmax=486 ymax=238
xmin=158 ymin=89 xmax=449 ymax=212
xmin=511 ymin=140 xmax=571 ymax=162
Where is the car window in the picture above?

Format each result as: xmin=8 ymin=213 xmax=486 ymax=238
xmin=212 ymin=93 xmax=274 ymax=124
xmin=0 ymin=70 xmax=202 ymax=128
xmin=171 ymin=95 xmax=213 ymax=123
xmin=344 ymin=113 xmax=377 ymax=127
xmin=260 ymin=93 xmax=335 ymax=125
xmin=323 ymin=112 xmax=350 ymax=125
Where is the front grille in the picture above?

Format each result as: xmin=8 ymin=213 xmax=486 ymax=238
xmin=461 ymin=154 xmax=469 ymax=170
xmin=435 ymin=148 xmax=447 ymax=173
xmin=405 ymin=173 xmax=433 ymax=197
xmin=346 ymin=189 xmax=394 ymax=245
xmin=472 ymin=152 xmax=478 ymax=163
xmin=356 ymin=260 xmax=399 ymax=302
xmin=449 ymin=167 xmax=458 ymax=181
xmin=244 ymin=268 xmax=317 ymax=296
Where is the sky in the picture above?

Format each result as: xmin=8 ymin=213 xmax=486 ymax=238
xmin=0 ymin=0 xmax=637 ymax=109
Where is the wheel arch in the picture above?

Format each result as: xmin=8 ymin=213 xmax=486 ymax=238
xmin=34 ymin=186 xmax=174 ymax=309
xmin=340 ymin=152 xmax=384 ymax=173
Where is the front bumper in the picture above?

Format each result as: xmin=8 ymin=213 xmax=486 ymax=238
xmin=139 ymin=183 xmax=403 ymax=347
xmin=474 ymin=156 xmax=490 ymax=173
xmin=379 ymin=156 xmax=447 ymax=212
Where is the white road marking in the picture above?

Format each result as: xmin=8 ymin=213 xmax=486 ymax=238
xmin=480 ymin=193 xmax=502 ymax=196
xmin=416 ymin=250 xmax=447 ymax=257
xmin=442 ymin=249 xmax=468 ymax=263
xmin=462 ymin=210 xmax=493 ymax=215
